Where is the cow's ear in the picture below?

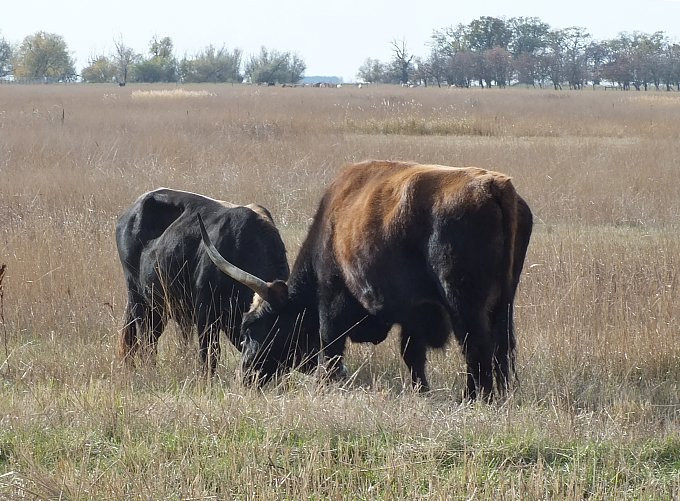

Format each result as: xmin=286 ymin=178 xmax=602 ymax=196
xmin=266 ymin=280 xmax=289 ymax=310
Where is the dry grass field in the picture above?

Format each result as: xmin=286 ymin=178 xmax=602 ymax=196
xmin=0 ymin=83 xmax=679 ymax=499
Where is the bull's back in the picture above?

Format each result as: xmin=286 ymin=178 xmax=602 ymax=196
xmin=318 ymin=161 xmax=528 ymax=313
xmin=329 ymin=161 xmax=510 ymax=268
xmin=117 ymin=188 xmax=289 ymax=296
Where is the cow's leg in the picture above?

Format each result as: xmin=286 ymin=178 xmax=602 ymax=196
xmin=491 ymin=301 xmax=515 ymax=397
xmin=450 ymin=300 xmax=495 ymax=402
xmin=399 ymin=332 xmax=429 ymax=392
xmin=197 ymin=312 xmax=220 ymax=377
xmin=317 ymin=292 xmax=351 ymax=383
xmin=401 ymin=302 xmax=452 ymax=392
xmin=119 ymin=292 xmax=145 ymax=363
xmin=463 ymin=339 xmax=494 ymax=402
xmin=141 ymin=303 xmax=165 ymax=365
xmin=119 ymin=289 xmax=165 ymax=365
xmin=318 ymin=321 xmax=348 ymax=383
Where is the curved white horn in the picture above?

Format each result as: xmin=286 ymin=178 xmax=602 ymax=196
xmin=197 ymin=213 xmax=272 ymax=301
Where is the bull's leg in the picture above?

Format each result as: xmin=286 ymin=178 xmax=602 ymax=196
xmin=119 ymin=298 xmax=143 ymax=363
xmin=399 ymin=332 xmax=429 ymax=392
xmin=463 ymin=341 xmax=494 ymax=402
xmin=317 ymin=295 xmax=350 ymax=383
xmin=197 ymin=314 xmax=220 ymax=377
xmin=318 ymin=325 xmax=348 ymax=383
xmin=401 ymin=302 xmax=452 ymax=393
xmin=119 ymin=290 xmax=156 ymax=364
xmin=492 ymin=302 xmax=515 ymax=397
xmin=145 ymin=308 xmax=165 ymax=364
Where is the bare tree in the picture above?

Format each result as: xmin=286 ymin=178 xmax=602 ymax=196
xmin=391 ymin=38 xmax=414 ymax=84
xmin=113 ymin=37 xmax=139 ymax=85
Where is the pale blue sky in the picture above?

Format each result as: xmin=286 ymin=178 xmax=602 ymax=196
xmin=3 ymin=0 xmax=680 ymax=81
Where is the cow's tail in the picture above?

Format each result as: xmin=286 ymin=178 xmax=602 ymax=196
xmin=490 ymin=176 xmax=532 ymax=394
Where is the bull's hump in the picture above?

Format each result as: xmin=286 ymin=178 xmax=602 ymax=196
xmin=330 ymin=162 xmax=506 ymax=231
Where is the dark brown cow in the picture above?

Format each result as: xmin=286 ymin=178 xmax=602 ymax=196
xmin=198 ymin=161 xmax=533 ymax=399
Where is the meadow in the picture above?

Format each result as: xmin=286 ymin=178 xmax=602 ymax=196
xmin=0 ymin=83 xmax=678 ymax=499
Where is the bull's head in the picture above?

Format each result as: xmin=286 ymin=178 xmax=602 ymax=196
xmin=197 ymin=214 xmax=315 ymax=384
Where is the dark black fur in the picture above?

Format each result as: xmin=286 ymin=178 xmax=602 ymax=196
xmin=115 ymin=188 xmax=289 ymax=374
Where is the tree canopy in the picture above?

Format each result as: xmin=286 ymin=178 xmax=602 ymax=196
xmin=245 ymin=47 xmax=306 ymax=84
xmin=179 ymin=45 xmax=243 ymax=83
xmin=12 ymin=31 xmax=75 ymax=81
xmin=359 ymin=16 xmax=680 ymax=90
xmin=0 ymin=33 xmax=11 ymax=77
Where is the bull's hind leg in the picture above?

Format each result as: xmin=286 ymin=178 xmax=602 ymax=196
xmin=142 ymin=306 xmax=165 ymax=365
xmin=463 ymin=340 xmax=494 ymax=402
xmin=491 ymin=302 xmax=515 ymax=397
xmin=119 ymin=298 xmax=143 ymax=363
xmin=119 ymin=291 xmax=148 ymax=363
xmin=197 ymin=311 xmax=220 ymax=377
xmin=119 ymin=291 xmax=165 ymax=366
xmin=451 ymin=300 xmax=495 ymax=402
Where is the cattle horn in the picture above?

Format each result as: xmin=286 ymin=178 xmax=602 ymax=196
xmin=197 ymin=213 xmax=272 ymax=301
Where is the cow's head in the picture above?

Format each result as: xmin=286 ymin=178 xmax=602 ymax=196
xmin=197 ymin=214 xmax=315 ymax=384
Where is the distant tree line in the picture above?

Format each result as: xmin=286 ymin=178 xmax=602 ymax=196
xmin=0 ymin=31 xmax=306 ymax=85
xmin=2 ymin=19 xmax=680 ymax=89
xmin=358 ymin=16 xmax=680 ymax=90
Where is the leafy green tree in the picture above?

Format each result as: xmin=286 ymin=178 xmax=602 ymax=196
xmin=447 ymin=50 xmax=478 ymax=87
xmin=466 ymin=16 xmax=512 ymax=52
xmin=508 ymin=17 xmax=549 ymax=57
xmin=424 ymin=48 xmax=447 ymax=87
xmin=0 ymin=34 xmax=12 ymax=77
xmin=601 ymin=36 xmax=634 ymax=89
xmin=179 ymin=45 xmax=243 ymax=83
xmin=561 ymin=27 xmax=590 ymax=89
xmin=544 ymin=30 xmax=567 ymax=89
xmin=245 ymin=47 xmax=305 ymax=84
xmin=81 ymin=55 xmax=117 ymax=83
xmin=150 ymin=36 xmax=173 ymax=59
xmin=357 ymin=58 xmax=387 ymax=83
xmin=631 ymin=31 xmax=666 ymax=90
xmin=661 ymin=43 xmax=680 ymax=90
xmin=585 ymin=41 xmax=608 ymax=86
xmin=132 ymin=36 xmax=177 ymax=82
xmin=133 ymin=58 xmax=176 ymax=82
xmin=431 ymin=24 xmax=470 ymax=57
xmin=13 ymin=31 xmax=75 ymax=81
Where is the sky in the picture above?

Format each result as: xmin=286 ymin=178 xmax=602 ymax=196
xmin=3 ymin=0 xmax=680 ymax=82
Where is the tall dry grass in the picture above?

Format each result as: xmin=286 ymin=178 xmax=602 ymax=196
xmin=0 ymin=83 xmax=678 ymax=499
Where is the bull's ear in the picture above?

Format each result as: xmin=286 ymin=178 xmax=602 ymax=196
xmin=267 ymin=280 xmax=289 ymax=310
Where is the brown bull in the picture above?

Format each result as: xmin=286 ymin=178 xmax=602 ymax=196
xmin=199 ymin=161 xmax=533 ymax=400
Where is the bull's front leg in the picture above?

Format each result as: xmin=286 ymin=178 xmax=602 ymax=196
xmin=317 ymin=292 xmax=350 ymax=384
